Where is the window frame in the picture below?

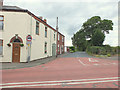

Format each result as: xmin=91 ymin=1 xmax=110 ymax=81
xmin=58 ymin=44 xmax=59 ymax=52
xmin=45 ymin=26 xmax=47 ymax=38
xmin=54 ymin=32 xmax=55 ymax=41
xmin=0 ymin=15 xmax=4 ymax=30
xmin=62 ymin=36 xmax=64 ymax=42
xmin=0 ymin=39 xmax=3 ymax=56
xmin=58 ymin=34 xmax=60 ymax=41
xmin=36 ymin=21 xmax=39 ymax=35
xmin=44 ymin=42 xmax=47 ymax=54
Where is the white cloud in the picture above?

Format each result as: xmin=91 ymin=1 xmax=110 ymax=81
xmin=3 ymin=0 xmax=119 ymax=46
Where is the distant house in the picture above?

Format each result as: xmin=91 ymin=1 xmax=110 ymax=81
xmin=0 ymin=4 xmax=65 ymax=62
xmin=57 ymin=32 xmax=65 ymax=55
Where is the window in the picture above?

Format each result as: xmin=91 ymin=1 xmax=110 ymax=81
xmin=0 ymin=39 xmax=3 ymax=55
xmin=54 ymin=32 xmax=55 ymax=41
xmin=45 ymin=26 xmax=47 ymax=37
xmin=62 ymin=45 xmax=64 ymax=52
xmin=58 ymin=44 xmax=59 ymax=52
xmin=36 ymin=21 xmax=39 ymax=35
xmin=62 ymin=36 xmax=64 ymax=42
xmin=0 ymin=15 xmax=4 ymax=30
xmin=58 ymin=34 xmax=59 ymax=41
xmin=45 ymin=42 xmax=47 ymax=54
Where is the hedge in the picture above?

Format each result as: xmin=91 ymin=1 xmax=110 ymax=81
xmin=86 ymin=46 xmax=119 ymax=55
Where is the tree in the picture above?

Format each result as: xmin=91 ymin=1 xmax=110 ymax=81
xmin=91 ymin=29 xmax=105 ymax=46
xmin=71 ymin=16 xmax=113 ymax=50
xmin=82 ymin=16 xmax=113 ymax=39
xmin=72 ymin=30 xmax=86 ymax=51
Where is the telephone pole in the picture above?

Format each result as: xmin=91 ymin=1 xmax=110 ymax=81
xmin=56 ymin=17 xmax=58 ymax=57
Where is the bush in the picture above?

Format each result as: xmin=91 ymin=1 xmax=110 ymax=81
xmin=69 ymin=46 xmax=75 ymax=52
xmin=107 ymin=53 xmax=111 ymax=57
xmin=86 ymin=46 xmax=107 ymax=55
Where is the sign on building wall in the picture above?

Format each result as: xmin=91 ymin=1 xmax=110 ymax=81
xmin=26 ymin=35 xmax=32 ymax=42
xmin=26 ymin=35 xmax=32 ymax=45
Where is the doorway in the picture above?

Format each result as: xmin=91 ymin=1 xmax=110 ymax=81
xmin=10 ymin=35 xmax=23 ymax=63
xmin=12 ymin=43 xmax=20 ymax=62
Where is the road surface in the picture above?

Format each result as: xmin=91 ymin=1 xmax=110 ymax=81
xmin=1 ymin=52 xmax=119 ymax=88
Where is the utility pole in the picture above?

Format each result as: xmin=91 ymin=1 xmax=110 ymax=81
xmin=56 ymin=17 xmax=58 ymax=57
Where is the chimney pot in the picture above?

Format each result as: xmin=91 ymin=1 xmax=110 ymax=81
xmin=40 ymin=16 xmax=43 ymax=20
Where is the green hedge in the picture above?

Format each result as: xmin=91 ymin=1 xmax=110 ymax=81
xmin=86 ymin=45 xmax=119 ymax=55
xmin=69 ymin=46 xmax=75 ymax=52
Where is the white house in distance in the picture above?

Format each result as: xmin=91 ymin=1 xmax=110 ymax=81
xmin=0 ymin=3 xmax=65 ymax=62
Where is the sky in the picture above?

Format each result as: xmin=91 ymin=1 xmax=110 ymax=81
xmin=4 ymin=0 xmax=119 ymax=46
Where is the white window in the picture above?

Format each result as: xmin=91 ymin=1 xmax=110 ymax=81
xmin=36 ymin=21 xmax=39 ymax=35
xmin=62 ymin=45 xmax=64 ymax=52
xmin=58 ymin=44 xmax=59 ymax=52
xmin=58 ymin=34 xmax=59 ymax=41
xmin=0 ymin=39 xmax=3 ymax=55
xmin=45 ymin=26 xmax=47 ymax=37
xmin=62 ymin=36 xmax=64 ymax=42
xmin=54 ymin=32 xmax=55 ymax=41
xmin=0 ymin=15 xmax=4 ymax=30
xmin=45 ymin=42 xmax=47 ymax=54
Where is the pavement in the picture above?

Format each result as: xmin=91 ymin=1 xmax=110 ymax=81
xmin=1 ymin=52 xmax=119 ymax=88
xmin=1 ymin=53 xmax=69 ymax=70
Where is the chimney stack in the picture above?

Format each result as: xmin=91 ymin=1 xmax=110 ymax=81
xmin=44 ymin=19 xmax=47 ymax=23
xmin=56 ymin=17 xmax=58 ymax=31
xmin=0 ymin=0 xmax=3 ymax=6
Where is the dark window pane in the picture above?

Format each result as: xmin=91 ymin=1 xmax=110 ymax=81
xmin=0 ymin=21 xmax=3 ymax=30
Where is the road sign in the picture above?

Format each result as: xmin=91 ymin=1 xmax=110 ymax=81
xmin=26 ymin=41 xmax=32 ymax=45
xmin=26 ymin=35 xmax=32 ymax=42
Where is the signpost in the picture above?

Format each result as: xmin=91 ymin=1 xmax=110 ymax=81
xmin=26 ymin=35 xmax=32 ymax=63
xmin=26 ymin=35 xmax=32 ymax=42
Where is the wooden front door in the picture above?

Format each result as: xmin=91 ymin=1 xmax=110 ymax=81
xmin=12 ymin=43 xmax=20 ymax=63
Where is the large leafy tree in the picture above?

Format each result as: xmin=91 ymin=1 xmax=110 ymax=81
xmin=82 ymin=16 xmax=113 ymax=39
xmin=72 ymin=16 xmax=113 ymax=50
xmin=91 ymin=29 xmax=105 ymax=46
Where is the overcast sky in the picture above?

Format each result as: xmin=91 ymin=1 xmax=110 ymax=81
xmin=4 ymin=0 xmax=119 ymax=46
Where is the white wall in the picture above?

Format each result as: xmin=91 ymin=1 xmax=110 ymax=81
xmin=0 ymin=11 xmax=57 ymax=62
xmin=0 ymin=11 xmax=29 ymax=62
xmin=30 ymin=17 xmax=57 ymax=61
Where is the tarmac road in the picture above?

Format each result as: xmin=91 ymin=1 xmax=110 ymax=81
xmin=1 ymin=52 xmax=119 ymax=88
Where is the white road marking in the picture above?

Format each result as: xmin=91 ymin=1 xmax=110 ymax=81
xmin=78 ymin=59 xmax=86 ymax=66
xmin=93 ymin=64 xmax=99 ymax=66
xmin=1 ymin=79 xmax=119 ymax=88
xmin=103 ymin=63 xmax=117 ymax=65
xmin=1 ymin=77 xmax=119 ymax=86
xmin=89 ymin=58 xmax=99 ymax=62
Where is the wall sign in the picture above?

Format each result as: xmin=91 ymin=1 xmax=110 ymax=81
xmin=26 ymin=35 xmax=32 ymax=42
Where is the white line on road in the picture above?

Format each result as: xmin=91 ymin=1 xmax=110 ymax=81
xmin=1 ymin=77 xmax=119 ymax=86
xmin=78 ymin=59 xmax=86 ymax=66
xmin=89 ymin=58 xmax=99 ymax=62
xmin=1 ymin=79 xmax=119 ymax=88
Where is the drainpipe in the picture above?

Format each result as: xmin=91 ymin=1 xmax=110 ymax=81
xmin=50 ymin=27 xmax=51 ymax=56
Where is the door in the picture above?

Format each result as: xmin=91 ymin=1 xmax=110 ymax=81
xmin=12 ymin=43 xmax=20 ymax=63
xmin=52 ymin=43 xmax=56 ymax=56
